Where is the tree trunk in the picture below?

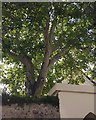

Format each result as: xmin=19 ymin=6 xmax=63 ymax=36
xmin=20 ymin=55 xmax=35 ymax=96
xmin=21 ymin=19 xmax=53 ymax=96
xmin=33 ymin=45 xmax=51 ymax=96
xmin=33 ymin=68 xmax=49 ymax=96
xmin=20 ymin=54 xmax=50 ymax=97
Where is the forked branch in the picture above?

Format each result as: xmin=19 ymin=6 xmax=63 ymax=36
xmin=48 ymin=47 xmax=69 ymax=69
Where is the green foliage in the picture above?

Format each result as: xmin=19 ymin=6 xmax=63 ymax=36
xmin=2 ymin=2 xmax=96 ymax=95
xmin=2 ymin=94 xmax=59 ymax=107
xmin=1 ymin=62 xmax=26 ymax=95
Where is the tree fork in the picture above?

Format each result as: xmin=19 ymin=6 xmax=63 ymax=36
xmin=33 ymin=70 xmax=48 ymax=96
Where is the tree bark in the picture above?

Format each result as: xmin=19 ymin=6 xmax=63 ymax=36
xmin=7 ymin=51 xmax=36 ymax=96
xmin=33 ymin=41 xmax=51 ymax=96
xmin=20 ymin=55 xmax=35 ymax=96
xmin=32 ymin=19 xmax=52 ymax=96
xmin=33 ymin=59 xmax=49 ymax=96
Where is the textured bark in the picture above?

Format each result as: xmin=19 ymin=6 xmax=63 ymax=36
xmin=33 ymin=19 xmax=52 ymax=96
xmin=33 ymin=64 xmax=49 ymax=96
xmin=31 ymin=20 xmax=57 ymax=96
xmin=33 ymin=44 xmax=51 ymax=96
xmin=20 ymin=55 xmax=35 ymax=96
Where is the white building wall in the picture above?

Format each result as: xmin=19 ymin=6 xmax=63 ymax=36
xmin=58 ymin=91 xmax=95 ymax=118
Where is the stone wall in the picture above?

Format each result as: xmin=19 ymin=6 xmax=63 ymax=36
xmin=2 ymin=103 xmax=60 ymax=118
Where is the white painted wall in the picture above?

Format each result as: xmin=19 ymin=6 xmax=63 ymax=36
xmin=48 ymin=83 xmax=96 ymax=118
xmin=58 ymin=91 xmax=95 ymax=118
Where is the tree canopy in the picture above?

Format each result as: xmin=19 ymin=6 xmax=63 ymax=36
xmin=1 ymin=2 xmax=96 ymax=96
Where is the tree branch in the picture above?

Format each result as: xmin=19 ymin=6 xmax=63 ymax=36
xmin=20 ymin=55 xmax=35 ymax=84
xmin=7 ymin=50 xmax=35 ymax=84
xmin=34 ymin=18 xmax=52 ymax=96
xmin=35 ymin=18 xmax=56 ymax=95
xmin=7 ymin=50 xmax=20 ymax=60
xmin=49 ymin=20 xmax=56 ymax=42
xmin=37 ymin=19 xmax=52 ymax=79
xmin=52 ymin=39 xmax=63 ymax=52
xmin=44 ymin=18 xmax=50 ymax=44
xmin=81 ymin=70 xmax=96 ymax=86
xmin=48 ymin=47 xmax=69 ymax=69
xmin=69 ymin=54 xmax=96 ymax=86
